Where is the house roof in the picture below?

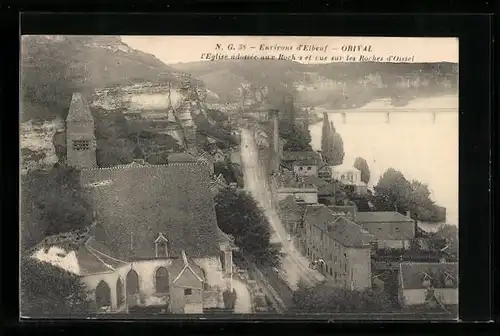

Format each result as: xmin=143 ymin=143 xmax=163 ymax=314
xmin=330 ymin=163 xmax=360 ymax=173
xmin=303 ymin=176 xmax=336 ymax=195
xmin=66 ymin=93 xmax=93 ymax=122
xmin=399 ymin=262 xmax=458 ymax=290
xmin=278 ymin=195 xmax=305 ymax=221
xmin=327 ymin=205 xmax=357 ymax=220
xmin=292 ymin=159 xmax=319 ymax=166
xmin=354 ymin=211 xmax=414 ymax=223
xmin=304 ymin=205 xmax=373 ymax=248
xmin=168 ymin=153 xmax=198 ymax=163
xmin=282 ymin=151 xmax=321 ymax=162
xmin=79 ymin=163 xmax=220 ymax=261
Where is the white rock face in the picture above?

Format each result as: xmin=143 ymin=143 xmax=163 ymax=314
xmin=32 ymin=246 xmax=81 ymax=275
xmin=91 ymin=83 xmax=185 ymax=111
xmin=20 ymin=117 xmax=64 ymax=175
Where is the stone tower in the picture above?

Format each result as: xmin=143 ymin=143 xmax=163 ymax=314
xmin=66 ymin=93 xmax=97 ymax=169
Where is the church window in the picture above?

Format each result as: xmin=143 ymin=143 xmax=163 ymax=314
xmin=155 ymin=233 xmax=169 ymax=258
xmin=155 ymin=267 xmax=170 ymax=293
xmin=126 ymin=269 xmax=139 ymax=295
xmin=73 ymin=140 xmax=90 ymax=151
xmin=116 ymin=277 xmax=125 ymax=307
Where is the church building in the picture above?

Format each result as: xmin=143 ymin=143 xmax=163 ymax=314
xmin=31 ymin=93 xmax=237 ymax=314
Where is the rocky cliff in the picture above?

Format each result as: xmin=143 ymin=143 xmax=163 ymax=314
xmin=20 ymin=35 xmax=218 ymax=172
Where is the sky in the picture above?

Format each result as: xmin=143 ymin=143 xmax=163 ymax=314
xmin=121 ymin=36 xmax=459 ymax=65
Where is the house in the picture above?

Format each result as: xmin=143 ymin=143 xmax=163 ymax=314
xmin=303 ymin=176 xmax=337 ymax=204
xmin=302 ymin=205 xmax=374 ymax=290
xmin=278 ymin=195 xmax=305 ymax=235
xmin=281 ymin=151 xmax=321 ymax=170
xmin=292 ymin=159 xmax=319 ymax=177
xmin=206 ymin=143 xmax=227 ymax=163
xmin=329 ymin=163 xmax=368 ymax=195
xmin=398 ymin=262 xmax=458 ymax=307
xmin=273 ymin=170 xmax=318 ymax=204
xmin=354 ymin=211 xmax=416 ymax=250
xmin=31 ymin=96 xmax=239 ymax=314
xmin=276 ymin=181 xmax=318 ymax=204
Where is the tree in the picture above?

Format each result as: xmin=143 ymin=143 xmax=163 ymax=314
xmin=291 ymin=280 xmax=395 ymax=313
xmin=214 ymin=188 xmax=283 ymax=268
xmin=354 ymin=157 xmax=371 ymax=184
xmin=373 ymin=168 xmax=412 ymax=212
xmin=374 ymin=168 xmax=445 ymax=222
xmin=20 ymin=256 xmax=92 ymax=317
xmin=320 ymin=113 xmax=331 ymax=155
xmin=321 ymin=118 xmax=344 ymax=166
xmin=330 ymin=130 xmax=345 ymax=165
xmin=281 ymin=123 xmax=313 ymax=152
xmin=20 ymin=166 xmax=93 ymax=251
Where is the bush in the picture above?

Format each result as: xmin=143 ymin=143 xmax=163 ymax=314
xmin=20 ymin=256 xmax=92 ymax=317
xmin=291 ymin=280 xmax=395 ymax=313
xmin=20 ymin=166 xmax=93 ymax=251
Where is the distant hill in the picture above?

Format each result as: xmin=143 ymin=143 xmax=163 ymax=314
xmin=170 ymin=60 xmax=458 ymax=109
xmin=20 ymin=35 xmax=196 ymax=122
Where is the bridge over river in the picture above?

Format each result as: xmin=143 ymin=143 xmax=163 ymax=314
xmin=301 ymin=107 xmax=457 ymax=124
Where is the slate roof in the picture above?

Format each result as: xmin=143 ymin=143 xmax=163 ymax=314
xmin=354 ymin=211 xmax=414 ymax=223
xmin=399 ymin=262 xmax=458 ymax=290
xmin=278 ymin=196 xmax=305 ymax=222
xmin=79 ymin=163 xmax=220 ymax=261
xmin=304 ymin=205 xmax=374 ymax=248
xmin=303 ymin=176 xmax=336 ymax=196
xmin=292 ymin=159 xmax=319 ymax=166
xmin=327 ymin=205 xmax=357 ymax=220
xmin=282 ymin=151 xmax=321 ymax=162
xmin=66 ymin=93 xmax=93 ymax=122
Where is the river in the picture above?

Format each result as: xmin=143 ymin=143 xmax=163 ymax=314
xmin=309 ymin=95 xmax=459 ymax=231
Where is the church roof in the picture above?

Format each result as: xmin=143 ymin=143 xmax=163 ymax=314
xmin=79 ymin=162 xmax=220 ymax=261
xmin=66 ymin=93 xmax=93 ymax=122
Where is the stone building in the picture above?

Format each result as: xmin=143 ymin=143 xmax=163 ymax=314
xmin=354 ymin=211 xmax=416 ymax=250
xmin=302 ymin=204 xmax=374 ymax=290
xmin=398 ymin=262 xmax=458 ymax=308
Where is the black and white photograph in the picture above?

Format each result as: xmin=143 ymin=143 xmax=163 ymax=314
xmin=20 ymin=35 xmax=459 ymax=319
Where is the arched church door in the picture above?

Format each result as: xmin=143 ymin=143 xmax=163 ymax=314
xmin=126 ymin=269 xmax=139 ymax=295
